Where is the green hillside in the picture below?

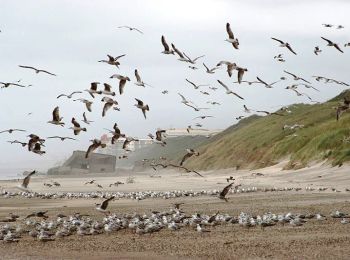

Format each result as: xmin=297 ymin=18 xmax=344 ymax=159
xmin=182 ymin=90 xmax=350 ymax=170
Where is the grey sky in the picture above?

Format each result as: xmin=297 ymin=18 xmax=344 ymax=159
xmin=0 ymin=0 xmax=349 ymax=173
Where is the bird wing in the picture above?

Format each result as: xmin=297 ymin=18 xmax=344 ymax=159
xmin=180 ymin=153 xmax=192 ymax=166
xmin=101 ymin=196 xmax=115 ymax=210
xmin=22 ymin=170 xmax=36 ymax=188
xmin=232 ymin=91 xmax=244 ymax=100
xmin=271 ymin=37 xmax=284 ymax=44
xmin=161 ymin=35 xmax=170 ymax=51
xmin=85 ymin=143 xmax=97 ymax=158
xmin=135 ymin=98 xmax=144 ymax=106
xmin=237 ymin=69 xmax=244 ymax=84
xmin=321 ymin=37 xmax=333 ymax=44
xmin=103 ymin=83 xmax=112 ymax=92
xmin=119 ymin=79 xmax=126 ymax=95
xmin=178 ymin=93 xmax=187 ymax=102
xmin=115 ymin=54 xmax=126 ymax=60
xmin=171 ymin=44 xmax=185 ymax=59
xmin=334 ymin=44 xmax=344 ymax=53
xmin=40 ymin=70 xmax=57 ymax=76
xmin=133 ymin=28 xmax=143 ymax=34
xmin=256 ymin=77 xmax=269 ymax=86
xmin=226 ymin=23 xmax=234 ymax=39
xmin=284 ymin=70 xmax=296 ymax=78
xmin=219 ymin=182 xmax=234 ymax=198
xmin=71 ymin=118 xmax=80 ymax=128
xmin=52 ymin=106 xmax=60 ymax=121
xmin=203 ymin=63 xmax=210 ymax=71
xmin=192 ymin=55 xmax=205 ymax=62
xmin=185 ymin=79 xmax=196 ymax=88
xmin=56 ymin=94 xmax=67 ymax=99
xmin=286 ymin=44 xmax=297 ymax=55
xmin=107 ymin=54 xmax=115 ymax=62
xmin=102 ymin=102 xmax=113 ymax=117
xmin=217 ymin=80 xmax=229 ymax=91
xmin=90 ymin=82 xmax=98 ymax=91
xmin=18 ymin=65 xmax=37 ymax=70
xmin=135 ymin=69 xmax=142 ymax=83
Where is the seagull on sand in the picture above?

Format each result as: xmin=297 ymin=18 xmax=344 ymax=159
xmin=70 ymin=118 xmax=87 ymax=135
xmin=101 ymin=97 xmax=118 ymax=117
xmin=217 ymin=80 xmax=244 ymax=99
xmin=101 ymin=83 xmax=115 ymax=96
xmin=219 ymin=182 xmax=235 ymax=202
xmin=18 ymin=65 xmax=57 ymax=76
xmin=74 ymin=99 xmax=93 ymax=112
xmin=134 ymin=98 xmax=149 ymax=119
xmin=47 ymin=136 xmax=76 ymax=141
xmin=118 ymin=26 xmax=143 ymax=34
xmin=314 ymin=46 xmax=322 ymax=55
xmin=96 ymin=196 xmax=115 ymax=214
xmin=284 ymin=70 xmax=311 ymax=84
xmin=203 ymin=63 xmax=218 ymax=74
xmin=180 ymin=148 xmax=199 ymax=166
xmin=17 ymin=170 xmax=36 ymax=192
xmin=217 ymin=61 xmax=237 ymax=77
xmin=85 ymin=139 xmax=106 ymax=158
xmin=185 ymin=79 xmax=209 ymax=89
xmin=320 ymin=37 xmax=344 ymax=53
xmin=161 ymin=35 xmax=174 ymax=55
xmin=82 ymin=112 xmax=93 ymax=124
xmin=225 ymin=22 xmax=239 ymax=49
xmin=197 ymin=224 xmax=210 ymax=233
xmin=0 ymin=129 xmax=26 ymax=134
xmin=98 ymin=54 xmax=125 ymax=68
xmin=271 ymin=38 xmax=297 ymax=55
xmin=85 ymin=82 xmax=102 ymax=98
xmin=56 ymin=91 xmax=82 ymax=99
xmin=47 ymin=106 xmax=65 ymax=126
xmin=110 ymin=74 xmax=130 ymax=95
xmin=25 ymin=211 xmax=49 ymax=219
xmin=134 ymin=69 xmax=152 ymax=87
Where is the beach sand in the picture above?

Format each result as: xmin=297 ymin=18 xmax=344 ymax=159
xmin=1 ymin=162 xmax=350 ymax=259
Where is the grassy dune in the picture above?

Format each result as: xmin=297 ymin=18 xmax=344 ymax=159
xmin=184 ymin=90 xmax=350 ymax=170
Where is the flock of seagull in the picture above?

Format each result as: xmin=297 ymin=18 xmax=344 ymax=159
xmin=1 ymin=21 xmax=350 ymax=241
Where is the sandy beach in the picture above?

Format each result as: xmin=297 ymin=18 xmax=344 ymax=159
xmin=0 ymin=163 xmax=350 ymax=259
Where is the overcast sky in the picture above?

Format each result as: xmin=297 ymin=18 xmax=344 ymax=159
xmin=0 ymin=0 xmax=349 ymax=174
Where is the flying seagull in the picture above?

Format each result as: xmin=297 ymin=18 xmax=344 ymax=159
xmin=271 ymin=38 xmax=297 ymax=55
xmin=256 ymin=77 xmax=276 ymax=88
xmin=314 ymin=46 xmax=322 ymax=55
xmin=70 ymin=118 xmax=87 ymax=135
xmin=225 ymin=23 xmax=239 ymax=49
xmin=219 ymin=182 xmax=235 ymax=202
xmin=18 ymin=65 xmax=57 ymax=76
xmin=82 ymin=112 xmax=93 ymax=124
xmin=86 ymin=139 xmax=106 ymax=158
xmin=182 ymin=52 xmax=205 ymax=64
xmin=104 ymin=123 xmax=125 ymax=144
xmin=118 ymin=26 xmax=143 ymax=34
xmin=320 ymin=37 xmax=344 ymax=53
xmin=0 ymin=82 xmax=28 ymax=88
xmin=193 ymin=115 xmax=214 ymax=120
xmin=32 ymin=143 xmax=45 ymax=155
xmin=47 ymin=136 xmax=76 ymax=141
xmin=0 ymin=129 xmax=26 ymax=134
xmin=203 ymin=63 xmax=218 ymax=74
xmin=96 ymin=196 xmax=115 ymax=214
xmin=74 ymin=99 xmax=93 ymax=112
xmin=217 ymin=61 xmax=236 ymax=77
xmin=134 ymin=98 xmax=149 ymax=119
xmin=110 ymin=74 xmax=130 ymax=95
xmin=101 ymin=97 xmax=118 ymax=117
xmin=154 ymin=129 xmax=166 ymax=146
xmin=98 ymin=54 xmax=125 ymax=68
xmin=161 ymin=35 xmax=174 ymax=55
xmin=217 ymin=80 xmax=244 ymax=99
xmin=57 ymin=91 xmax=82 ymax=99
xmin=7 ymin=140 xmax=27 ymax=147
xmin=185 ymin=79 xmax=209 ymax=89
xmin=102 ymin=83 xmax=115 ymax=96
xmin=47 ymin=106 xmax=65 ymax=126
xmin=171 ymin=43 xmax=189 ymax=62
xmin=180 ymin=148 xmax=199 ymax=166
xmin=283 ymin=70 xmax=311 ymax=84
xmin=17 ymin=170 xmax=36 ymax=192
xmin=123 ymin=137 xmax=139 ymax=151
xmin=85 ymin=82 xmax=102 ymax=98
xmin=134 ymin=69 xmax=152 ymax=87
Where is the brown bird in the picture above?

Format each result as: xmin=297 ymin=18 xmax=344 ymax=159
xmin=110 ymin=74 xmax=130 ymax=94
xmin=180 ymin=148 xmax=199 ymax=166
xmin=154 ymin=129 xmax=166 ymax=146
xmin=85 ymin=139 xmax=106 ymax=158
xmin=70 ymin=118 xmax=87 ymax=135
xmin=25 ymin=211 xmax=49 ymax=219
xmin=85 ymin=82 xmax=102 ymax=98
xmin=101 ymin=97 xmax=118 ymax=117
xmin=122 ymin=137 xmax=139 ymax=151
xmin=96 ymin=196 xmax=115 ymax=214
xmin=134 ymin=98 xmax=149 ymax=119
xmin=102 ymin=83 xmax=115 ymax=96
xmin=225 ymin=22 xmax=239 ymax=49
xmin=47 ymin=106 xmax=65 ymax=126
xmin=237 ymin=67 xmax=248 ymax=84
xmin=17 ymin=170 xmax=36 ymax=191
xmin=217 ymin=61 xmax=236 ymax=77
xmin=104 ymin=123 xmax=125 ymax=144
xmin=98 ymin=54 xmax=125 ymax=68
xmin=219 ymin=182 xmax=234 ymax=202
xmin=18 ymin=65 xmax=57 ymax=76
xmin=27 ymin=134 xmax=45 ymax=152
xmin=32 ymin=143 xmax=45 ymax=155
xmin=271 ymin=38 xmax=297 ymax=55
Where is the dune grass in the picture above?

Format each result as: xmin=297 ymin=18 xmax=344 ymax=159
xmin=184 ymin=90 xmax=350 ymax=170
